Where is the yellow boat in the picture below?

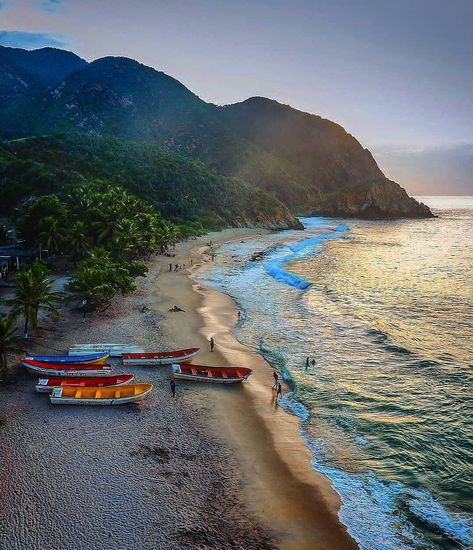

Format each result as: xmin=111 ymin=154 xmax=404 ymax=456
xmin=50 ymin=383 xmax=153 ymax=405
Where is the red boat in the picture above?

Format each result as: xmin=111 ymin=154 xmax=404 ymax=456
xmin=122 ymin=347 xmax=200 ymax=366
xmin=172 ymin=364 xmax=253 ymax=384
xmin=35 ymin=374 xmax=135 ymax=393
xmin=22 ymin=359 xmax=113 ymax=377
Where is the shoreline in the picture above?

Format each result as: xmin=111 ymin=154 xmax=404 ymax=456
xmin=0 ymin=227 xmax=356 ymax=549
xmin=183 ymin=232 xmax=357 ymax=549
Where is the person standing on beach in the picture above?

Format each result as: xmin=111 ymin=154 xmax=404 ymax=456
xmin=272 ymin=371 xmax=279 ymax=389
xmin=210 ymin=337 xmax=215 ymax=352
xmin=311 ymin=358 xmax=316 ymax=367
xmin=237 ymin=311 xmax=242 ymax=322
xmin=169 ymin=263 xmax=172 ymax=271
xmin=170 ymin=377 xmax=176 ymax=398
xmin=276 ymin=382 xmax=282 ymax=401
xmin=306 ymin=357 xmax=310 ymax=368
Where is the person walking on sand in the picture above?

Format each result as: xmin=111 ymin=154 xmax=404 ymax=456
xmin=170 ymin=377 xmax=176 ymax=398
xmin=210 ymin=337 xmax=215 ymax=352
xmin=276 ymin=381 xmax=282 ymax=401
xmin=272 ymin=370 xmax=279 ymax=389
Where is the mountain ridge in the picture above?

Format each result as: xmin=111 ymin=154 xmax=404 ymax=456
xmin=0 ymin=46 xmax=433 ymax=219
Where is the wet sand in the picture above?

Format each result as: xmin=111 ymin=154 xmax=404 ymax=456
xmin=0 ymin=228 xmax=356 ymax=549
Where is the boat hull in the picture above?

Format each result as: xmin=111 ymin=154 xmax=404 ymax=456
xmin=172 ymin=372 xmax=250 ymax=384
xmin=23 ymin=353 xmax=109 ymax=365
xmin=49 ymin=383 xmax=153 ymax=405
xmin=22 ymin=360 xmax=113 ymax=377
xmin=122 ymin=348 xmax=199 ymax=365
xmin=69 ymin=344 xmax=144 ymax=357
xmin=36 ymin=374 xmax=134 ymax=393
xmin=172 ymin=363 xmax=252 ymax=384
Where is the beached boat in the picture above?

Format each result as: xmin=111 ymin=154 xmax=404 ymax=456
xmin=69 ymin=344 xmax=145 ymax=357
xmin=122 ymin=347 xmax=200 ymax=366
xmin=22 ymin=359 xmax=113 ymax=377
xmin=36 ymin=374 xmax=134 ymax=393
xmin=172 ymin=363 xmax=253 ymax=383
xmin=49 ymin=383 xmax=153 ymax=405
xmin=23 ymin=353 xmax=109 ymax=365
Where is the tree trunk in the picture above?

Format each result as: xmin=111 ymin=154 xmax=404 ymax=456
xmin=23 ymin=316 xmax=28 ymax=339
xmin=0 ymin=354 xmax=7 ymax=381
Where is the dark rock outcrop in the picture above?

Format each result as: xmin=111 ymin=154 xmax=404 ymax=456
xmin=308 ymin=179 xmax=435 ymax=218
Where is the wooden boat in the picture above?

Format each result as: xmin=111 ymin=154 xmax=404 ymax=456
xmin=49 ymin=383 xmax=153 ymax=405
xmin=122 ymin=347 xmax=200 ymax=366
xmin=172 ymin=363 xmax=253 ymax=383
xmin=36 ymin=374 xmax=134 ymax=393
xmin=23 ymin=353 xmax=109 ymax=365
xmin=69 ymin=344 xmax=145 ymax=357
xmin=22 ymin=359 xmax=113 ymax=377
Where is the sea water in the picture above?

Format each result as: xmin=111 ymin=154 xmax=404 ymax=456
xmin=197 ymin=197 xmax=473 ymax=549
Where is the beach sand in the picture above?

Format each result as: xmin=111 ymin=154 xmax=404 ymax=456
xmin=0 ymin=228 xmax=356 ymax=549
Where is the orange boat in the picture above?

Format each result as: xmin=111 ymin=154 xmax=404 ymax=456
xmin=172 ymin=364 xmax=252 ymax=384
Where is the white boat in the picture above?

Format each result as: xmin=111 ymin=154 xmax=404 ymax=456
xmin=69 ymin=343 xmax=145 ymax=357
xmin=49 ymin=383 xmax=153 ymax=405
xmin=22 ymin=359 xmax=113 ymax=377
xmin=122 ymin=347 xmax=200 ymax=365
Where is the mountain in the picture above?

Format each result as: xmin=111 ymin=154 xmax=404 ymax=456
xmin=0 ymin=48 xmax=433 ymax=219
xmin=0 ymin=45 xmax=87 ymax=87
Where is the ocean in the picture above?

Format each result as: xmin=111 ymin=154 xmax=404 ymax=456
xmin=197 ymin=196 xmax=473 ymax=549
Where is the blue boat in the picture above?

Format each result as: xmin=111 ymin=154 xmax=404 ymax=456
xmin=22 ymin=353 xmax=109 ymax=365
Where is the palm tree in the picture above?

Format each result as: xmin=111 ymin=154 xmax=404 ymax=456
xmin=67 ymin=221 xmax=90 ymax=267
xmin=38 ymin=216 xmax=66 ymax=256
xmin=6 ymin=268 xmax=62 ymax=339
xmin=0 ymin=315 xmax=22 ymax=380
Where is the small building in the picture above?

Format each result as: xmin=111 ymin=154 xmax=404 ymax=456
xmin=0 ymin=244 xmax=45 ymax=271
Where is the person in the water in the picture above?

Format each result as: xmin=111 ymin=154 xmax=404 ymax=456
xmin=306 ymin=357 xmax=310 ymax=368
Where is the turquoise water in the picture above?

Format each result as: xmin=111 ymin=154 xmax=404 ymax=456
xmin=198 ymin=197 xmax=473 ymax=549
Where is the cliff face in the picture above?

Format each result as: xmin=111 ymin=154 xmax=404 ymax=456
xmin=309 ymin=179 xmax=434 ymax=218
xmin=0 ymin=48 xmax=434 ymax=220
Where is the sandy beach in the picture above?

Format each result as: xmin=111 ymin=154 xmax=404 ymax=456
xmin=0 ymin=228 xmax=356 ymax=549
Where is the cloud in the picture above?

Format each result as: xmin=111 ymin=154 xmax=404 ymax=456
xmin=0 ymin=30 xmax=71 ymax=49
xmin=38 ymin=0 xmax=67 ymax=13
xmin=372 ymin=144 xmax=473 ymax=196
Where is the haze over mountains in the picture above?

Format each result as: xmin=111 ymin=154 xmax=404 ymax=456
xmin=0 ymin=45 xmax=433 ymax=220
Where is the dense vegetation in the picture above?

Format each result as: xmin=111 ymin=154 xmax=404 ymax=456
xmin=0 ymin=134 xmax=297 ymax=227
xmin=14 ymin=182 xmax=189 ymax=309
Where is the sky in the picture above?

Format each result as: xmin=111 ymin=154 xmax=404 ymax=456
xmin=0 ymin=0 xmax=472 ymax=195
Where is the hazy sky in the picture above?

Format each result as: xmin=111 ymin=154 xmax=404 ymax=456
xmin=1 ymin=0 xmax=472 ymax=194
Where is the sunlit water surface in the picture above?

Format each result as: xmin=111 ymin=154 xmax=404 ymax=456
xmin=197 ymin=197 xmax=473 ymax=549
